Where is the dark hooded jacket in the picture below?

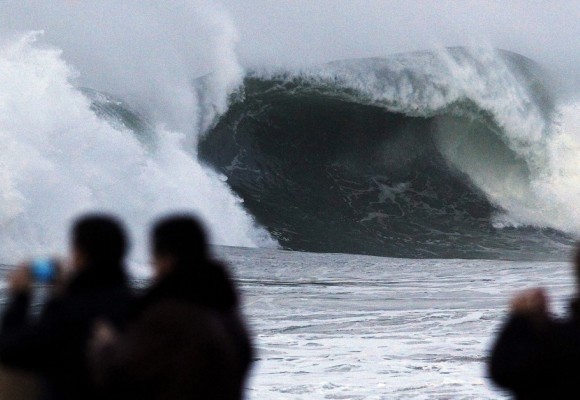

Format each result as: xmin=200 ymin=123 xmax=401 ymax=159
xmin=488 ymin=299 xmax=580 ymax=399
xmin=0 ymin=263 xmax=133 ymax=400
xmin=93 ymin=260 xmax=254 ymax=400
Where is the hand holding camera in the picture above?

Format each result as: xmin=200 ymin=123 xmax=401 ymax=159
xmin=29 ymin=258 xmax=60 ymax=284
xmin=7 ymin=258 xmax=61 ymax=294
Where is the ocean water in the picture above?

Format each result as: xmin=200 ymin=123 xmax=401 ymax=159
xmin=215 ymin=245 xmax=575 ymax=399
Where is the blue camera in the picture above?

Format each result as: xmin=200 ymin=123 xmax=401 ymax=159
xmin=30 ymin=258 xmax=58 ymax=283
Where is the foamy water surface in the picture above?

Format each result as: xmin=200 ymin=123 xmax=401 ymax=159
xmin=216 ymin=246 xmax=574 ymax=399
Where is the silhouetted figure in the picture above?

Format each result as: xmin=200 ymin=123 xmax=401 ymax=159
xmin=0 ymin=214 xmax=133 ymax=400
xmin=92 ymin=214 xmax=254 ymax=400
xmin=488 ymin=243 xmax=580 ymax=399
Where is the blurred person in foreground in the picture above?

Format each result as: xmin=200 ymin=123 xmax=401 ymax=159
xmin=91 ymin=214 xmax=254 ymax=400
xmin=0 ymin=214 xmax=133 ymax=400
xmin=488 ymin=243 xmax=580 ymax=399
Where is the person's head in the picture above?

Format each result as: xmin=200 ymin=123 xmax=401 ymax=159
xmin=151 ymin=214 xmax=209 ymax=280
xmin=71 ymin=213 xmax=128 ymax=271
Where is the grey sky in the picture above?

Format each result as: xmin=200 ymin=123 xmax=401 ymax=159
xmin=1 ymin=1 xmax=578 ymax=99
xmin=219 ymin=0 xmax=580 ymax=90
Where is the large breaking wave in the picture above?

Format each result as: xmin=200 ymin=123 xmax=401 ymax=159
xmin=199 ymin=47 xmax=580 ymax=260
xmin=0 ymin=32 xmax=275 ymax=264
xmin=1 ymin=31 xmax=577 ymax=262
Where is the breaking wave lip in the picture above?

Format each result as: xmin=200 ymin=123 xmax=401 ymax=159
xmin=197 ymin=47 xmax=579 ymax=260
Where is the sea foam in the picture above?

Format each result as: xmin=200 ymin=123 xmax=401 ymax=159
xmin=0 ymin=32 xmax=275 ymax=267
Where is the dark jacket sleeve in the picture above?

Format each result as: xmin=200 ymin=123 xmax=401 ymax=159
xmin=1 ymin=292 xmax=31 ymax=330
xmin=488 ymin=314 xmax=556 ymax=391
xmin=0 ymin=292 xmax=78 ymax=371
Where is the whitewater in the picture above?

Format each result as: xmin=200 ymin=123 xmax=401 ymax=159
xmin=1 ymin=5 xmax=580 ymax=399
xmin=0 ymin=32 xmax=275 ymax=265
xmin=215 ymin=245 xmax=575 ymax=399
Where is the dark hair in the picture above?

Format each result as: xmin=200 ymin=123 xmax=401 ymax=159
xmin=72 ymin=213 xmax=128 ymax=266
xmin=144 ymin=214 xmax=238 ymax=312
xmin=152 ymin=214 xmax=209 ymax=264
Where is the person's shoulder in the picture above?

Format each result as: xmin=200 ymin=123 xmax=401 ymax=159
xmin=49 ymin=282 xmax=133 ymax=321
xmin=65 ymin=282 xmax=130 ymax=303
xmin=145 ymin=299 xmax=215 ymax=321
xmin=136 ymin=299 xmax=230 ymax=343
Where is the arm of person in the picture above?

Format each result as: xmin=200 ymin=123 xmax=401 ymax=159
xmin=0 ymin=267 xmax=35 ymax=366
xmin=1 ymin=266 xmax=33 ymax=329
xmin=0 ymin=297 xmax=79 ymax=371
xmin=488 ymin=288 xmax=554 ymax=390
xmin=1 ymin=293 xmax=32 ymax=332
xmin=0 ymin=266 xmax=79 ymax=371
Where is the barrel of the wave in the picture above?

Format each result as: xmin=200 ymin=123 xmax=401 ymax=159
xmin=198 ymin=51 xmax=570 ymax=260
